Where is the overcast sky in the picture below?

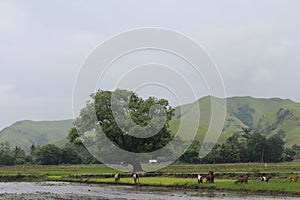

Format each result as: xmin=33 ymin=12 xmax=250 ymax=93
xmin=0 ymin=0 xmax=300 ymax=129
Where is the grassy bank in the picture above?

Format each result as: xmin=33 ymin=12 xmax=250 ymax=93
xmin=51 ymin=176 xmax=300 ymax=196
xmin=0 ymin=164 xmax=118 ymax=176
xmin=103 ymin=177 xmax=300 ymax=193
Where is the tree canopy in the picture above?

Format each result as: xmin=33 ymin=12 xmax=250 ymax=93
xmin=69 ymin=89 xmax=175 ymax=171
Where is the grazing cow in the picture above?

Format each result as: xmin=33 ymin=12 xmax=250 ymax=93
xmin=289 ymin=176 xmax=299 ymax=182
xmin=197 ymin=174 xmax=203 ymax=183
xmin=114 ymin=173 xmax=120 ymax=182
xmin=132 ymin=172 xmax=139 ymax=184
xmin=235 ymin=176 xmax=248 ymax=184
xmin=261 ymin=176 xmax=272 ymax=182
xmin=206 ymin=171 xmax=214 ymax=183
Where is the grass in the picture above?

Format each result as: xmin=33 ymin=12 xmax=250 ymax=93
xmin=157 ymin=162 xmax=300 ymax=173
xmin=1 ymin=162 xmax=300 ymax=176
xmin=0 ymin=164 xmax=118 ymax=176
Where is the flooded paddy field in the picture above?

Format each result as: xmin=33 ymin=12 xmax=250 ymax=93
xmin=0 ymin=182 xmax=298 ymax=200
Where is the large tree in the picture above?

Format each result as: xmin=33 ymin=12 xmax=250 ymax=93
xmin=247 ymin=132 xmax=266 ymax=162
xmin=265 ymin=135 xmax=285 ymax=162
xmin=36 ymin=144 xmax=61 ymax=165
xmin=69 ymin=89 xmax=174 ymax=171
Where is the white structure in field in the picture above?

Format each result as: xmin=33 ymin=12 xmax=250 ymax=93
xmin=149 ymin=159 xmax=157 ymax=164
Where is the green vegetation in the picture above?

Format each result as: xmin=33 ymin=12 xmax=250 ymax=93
xmin=0 ymin=142 xmax=99 ymax=166
xmin=179 ymin=129 xmax=294 ymax=164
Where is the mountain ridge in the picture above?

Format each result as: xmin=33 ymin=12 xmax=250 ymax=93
xmin=0 ymin=119 xmax=73 ymax=151
xmin=1 ymin=96 xmax=299 ymax=151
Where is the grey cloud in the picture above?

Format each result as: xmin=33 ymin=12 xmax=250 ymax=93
xmin=1 ymin=0 xmax=300 ymax=129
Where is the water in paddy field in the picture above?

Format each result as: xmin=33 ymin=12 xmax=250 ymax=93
xmin=0 ymin=182 xmax=297 ymax=200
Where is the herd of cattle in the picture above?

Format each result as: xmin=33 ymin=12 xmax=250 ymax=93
xmin=233 ymin=174 xmax=299 ymax=184
xmin=114 ymin=171 xmax=300 ymax=184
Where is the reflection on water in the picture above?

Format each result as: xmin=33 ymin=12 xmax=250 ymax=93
xmin=0 ymin=182 xmax=297 ymax=200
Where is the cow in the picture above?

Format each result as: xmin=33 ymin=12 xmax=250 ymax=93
xmin=114 ymin=173 xmax=120 ymax=182
xmin=206 ymin=171 xmax=214 ymax=183
xmin=132 ymin=172 xmax=139 ymax=184
xmin=261 ymin=176 xmax=272 ymax=182
xmin=197 ymin=174 xmax=203 ymax=183
xmin=235 ymin=176 xmax=248 ymax=184
xmin=289 ymin=176 xmax=299 ymax=182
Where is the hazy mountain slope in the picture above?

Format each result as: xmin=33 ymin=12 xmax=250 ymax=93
xmin=0 ymin=119 xmax=73 ymax=151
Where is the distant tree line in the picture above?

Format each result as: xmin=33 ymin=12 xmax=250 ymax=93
xmin=179 ymin=128 xmax=296 ymax=164
xmin=0 ymin=127 xmax=297 ymax=166
xmin=0 ymin=142 xmax=100 ymax=166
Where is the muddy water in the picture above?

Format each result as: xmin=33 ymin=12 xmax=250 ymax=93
xmin=0 ymin=182 xmax=297 ymax=200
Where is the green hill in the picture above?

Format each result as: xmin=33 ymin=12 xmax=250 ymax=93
xmin=173 ymin=96 xmax=299 ymax=147
xmin=172 ymin=96 xmax=232 ymax=143
xmin=0 ymin=119 xmax=73 ymax=152
xmin=226 ymin=96 xmax=293 ymax=128
xmin=1 ymin=96 xmax=299 ymax=152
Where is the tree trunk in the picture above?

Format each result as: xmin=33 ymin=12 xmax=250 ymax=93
xmin=261 ymin=149 xmax=265 ymax=163
xmin=127 ymin=158 xmax=143 ymax=172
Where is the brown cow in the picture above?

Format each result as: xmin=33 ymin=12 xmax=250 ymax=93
xmin=235 ymin=176 xmax=248 ymax=184
xmin=289 ymin=176 xmax=299 ymax=182
xmin=206 ymin=171 xmax=214 ymax=183
xmin=114 ymin=173 xmax=120 ymax=182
